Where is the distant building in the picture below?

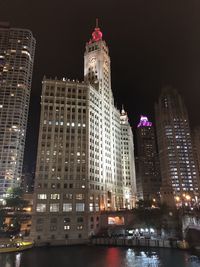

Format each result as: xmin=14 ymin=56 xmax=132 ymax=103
xmin=193 ymin=127 xmax=200 ymax=187
xmin=136 ymin=115 xmax=161 ymax=201
xmin=31 ymin=22 xmax=136 ymax=245
xmin=0 ymin=23 xmax=36 ymax=197
xmin=155 ymin=87 xmax=199 ymax=205
xmin=120 ymin=108 xmax=136 ymax=207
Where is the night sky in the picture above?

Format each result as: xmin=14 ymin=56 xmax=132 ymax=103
xmin=1 ymin=0 xmax=200 ymax=170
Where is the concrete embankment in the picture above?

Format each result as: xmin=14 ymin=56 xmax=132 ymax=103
xmin=91 ymin=237 xmax=178 ymax=249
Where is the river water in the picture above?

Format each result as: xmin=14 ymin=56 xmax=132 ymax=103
xmin=0 ymin=246 xmax=200 ymax=267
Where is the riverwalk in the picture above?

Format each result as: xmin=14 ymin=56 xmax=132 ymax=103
xmin=91 ymin=237 xmax=181 ymax=249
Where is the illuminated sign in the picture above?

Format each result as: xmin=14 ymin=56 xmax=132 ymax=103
xmin=108 ymin=216 xmax=125 ymax=225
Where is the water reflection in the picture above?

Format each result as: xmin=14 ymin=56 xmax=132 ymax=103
xmin=15 ymin=253 xmax=21 ymax=267
xmin=105 ymin=247 xmax=161 ymax=267
xmin=0 ymin=253 xmax=21 ymax=267
xmin=125 ymin=248 xmax=161 ymax=267
xmin=0 ymin=247 xmax=199 ymax=267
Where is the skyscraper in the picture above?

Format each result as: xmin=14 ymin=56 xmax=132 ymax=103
xmin=0 ymin=23 xmax=35 ymax=197
xmin=136 ymin=115 xmax=161 ymax=201
xmin=31 ymin=22 xmax=136 ymax=244
xmin=193 ymin=127 xmax=200 ymax=185
xmin=155 ymin=87 xmax=199 ymax=204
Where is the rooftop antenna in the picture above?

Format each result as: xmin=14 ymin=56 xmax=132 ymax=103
xmin=96 ymin=18 xmax=99 ymax=28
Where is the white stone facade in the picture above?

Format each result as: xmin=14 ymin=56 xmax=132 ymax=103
xmin=31 ymin=24 xmax=136 ymax=244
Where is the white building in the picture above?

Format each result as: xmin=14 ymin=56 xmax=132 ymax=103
xmin=0 ymin=23 xmax=35 ymax=197
xmin=31 ymin=22 xmax=136 ymax=245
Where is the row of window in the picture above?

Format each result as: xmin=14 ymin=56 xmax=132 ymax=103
xmin=36 ymin=202 xmax=100 ymax=212
xmin=38 ymin=193 xmax=84 ymax=200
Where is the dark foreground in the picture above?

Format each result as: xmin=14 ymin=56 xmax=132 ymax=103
xmin=0 ymin=245 xmax=200 ymax=267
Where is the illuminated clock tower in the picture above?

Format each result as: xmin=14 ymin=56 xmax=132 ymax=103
xmin=31 ymin=21 xmax=136 ymax=245
xmin=84 ymin=20 xmax=118 ymax=210
xmin=84 ymin=19 xmax=114 ymax=105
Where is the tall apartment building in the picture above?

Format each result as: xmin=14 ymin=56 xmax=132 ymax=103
xmin=136 ymin=115 xmax=161 ymax=201
xmin=31 ymin=23 xmax=136 ymax=244
xmin=155 ymin=87 xmax=199 ymax=203
xmin=193 ymin=127 xmax=200 ymax=185
xmin=0 ymin=23 xmax=35 ymax=197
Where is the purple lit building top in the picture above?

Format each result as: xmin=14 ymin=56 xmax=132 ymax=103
xmin=137 ymin=115 xmax=152 ymax=128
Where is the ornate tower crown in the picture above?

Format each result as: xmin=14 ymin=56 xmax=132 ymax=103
xmin=137 ymin=115 xmax=152 ymax=128
xmin=90 ymin=18 xmax=103 ymax=43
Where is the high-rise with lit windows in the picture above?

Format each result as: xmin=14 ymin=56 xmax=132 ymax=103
xmin=193 ymin=127 xmax=200 ymax=186
xmin=31 ymin=22 xmax=136 ymax=244
xmin=0 ymin=23 xmax=35 ymax=196
xmin=155 ymin=87 xmax=199 ymax=201
xmin=136 ymin=115 xmax=161 ymax=201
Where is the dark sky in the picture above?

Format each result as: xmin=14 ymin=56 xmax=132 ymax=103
xmin=1 ymin=0 xmax=200 ymax=170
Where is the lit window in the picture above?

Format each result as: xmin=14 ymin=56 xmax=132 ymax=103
xmin=76 ymin=203 xmax=85 ymax=212
xmin=37 ymin=194 xmax=47 ymax=200
xmin=51 ymin=194 xmax=60 ymax=200
xmin=64 ymin=225 xmax=70 ymax=230
xmin=89 ymin=203 xmax=94 ymax=212
xmin=95 ymin=203 xmax=99 ymax=211
xmin=50 ymin=203 xmax=59 ymax=212
xmin=63 ymin=203 xmax=72 ymax=212
xmin=36 ymin=204 xmax=46 ymax=212
xmin=76 ymin=194 xmax=84 ymax=200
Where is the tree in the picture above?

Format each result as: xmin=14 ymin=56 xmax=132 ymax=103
xmin=5 ymin=187 xmax=28 ymax=211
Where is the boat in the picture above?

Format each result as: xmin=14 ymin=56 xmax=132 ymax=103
xmin=0 ymin=240 xmax=34 ymax=253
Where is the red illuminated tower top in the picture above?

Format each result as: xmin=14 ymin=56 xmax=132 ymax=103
xmin=90 ymin=18 xmax=103 ymax=43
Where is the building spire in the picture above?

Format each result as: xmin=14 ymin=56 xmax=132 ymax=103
xmin=120 ymin=106 xmax=128 ymax=124
xmin=121 ymin=105 xmax=126 ymax=115
xmin=96 ymin=18 xmax=99 ymax=28
xmin=90 ymin=18 xmax=102 ymax=43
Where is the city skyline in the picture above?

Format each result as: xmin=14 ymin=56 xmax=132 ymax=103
xmin=1 ymin=0 xmax=200 ymax=169
xmin=1 ymin=3 xmax=200 ymax=265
